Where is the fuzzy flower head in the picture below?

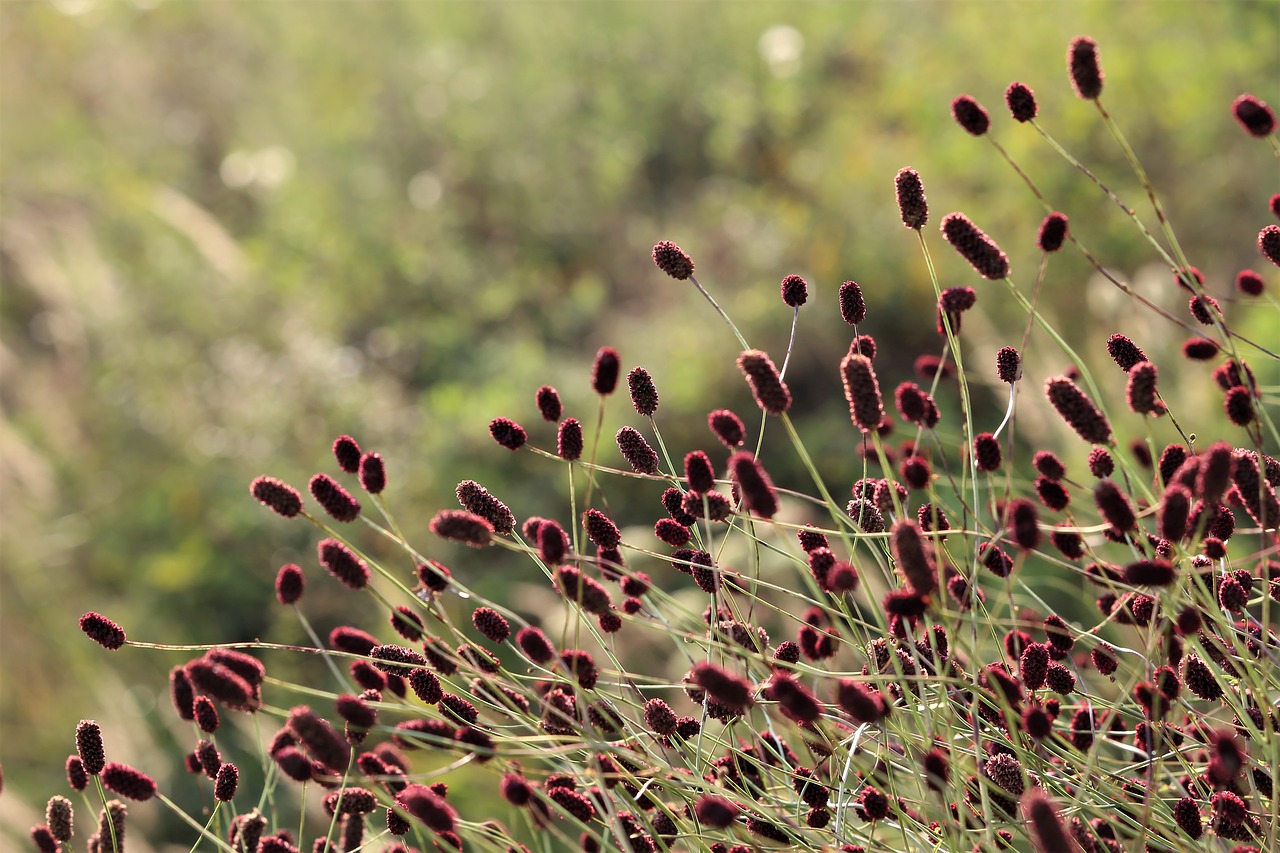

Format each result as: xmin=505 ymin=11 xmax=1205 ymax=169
xmin=951 ymin=95 xmax=990 ymax=136
xmin=841 ymin=353 xmax=885 ymax=433
xmin=1068 ymin=36 xmax=1103 ymax=99
xmin=737 ymin=350 xmax=792 ymax=415
xmin=895 ymin=168 xmax=928 ymax=229
xmin=1037 ymin=212 xmax=1069 ymax=252
xmin=1005 ymin=81 xmax=1038 ymax=122
xmin=652 ymin=241 xmax=694 ymax=280
xmin=80 ymin=612 xmax=126 ymax=651
xmin=941 ymin=213 xmax=1010 ymax=280
xmin=780 ymin=274 xmax=808 ymax=308
xmin=1232 ymin=93 xmax=1276 ymax=137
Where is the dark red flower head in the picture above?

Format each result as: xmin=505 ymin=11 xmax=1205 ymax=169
xmin=780 ymin=274 xmax=808 ymax=308
xmin=1235 ymin=269 xmax=1265 ymax=296
xmin=318 ymin=538 xmax=370 ymax=590
xmin=250 ymin=476 xmax=303 ymax=518
xmin=1006 ymin=81 xmax=1037 ymax=122
xmin=941 ymin=213 xmax=1010 ymax=280
xmin=102 ymin=762 xmax=156 ymax=801
xmin=276 ymin=564 xmax=304 ymax=605
xmin=951 ymin=95 xmax=990 ymax=136
xmin=332 ymin=435 xmax=362 ymax=473
xmin=75 ymin=720 xmax=106 ymax=775
xmin=1045 ymin=376 xmax=1112 ymax=444
xmin=535 ymin=385 xmax=562 ymax=422
xmin=842 ymin=353 xmax=885 ymax=433
xmin=996 ymin=347 xmax=1021 ymax=383
xmin=616 ymin=426 xmax=660 ymax=474
xmin=309 ymin=473 xmax=361 ymax=522
xmin=627 ymin=366 xmax=660 ymax=416
xmin=730 ymin=451 xmax=778 ymax=519
xmin=839 ymin=280 xmax=867 ymax=324
xmin=1232 ymin=94 xmax=1276 ymax=137
xmin=592 ymin=347 xmax=620 ymax=395
xmin=652 ymin=241 xmax=694 ymax=280
xmin=895 ymin=168 xmax=928 ymax=229
xmin=557 ymin=417 xmax=584 ymax=461
xmin=429 ymin=510 xmax=494 ymax=547
xmin=737 ymin=350 xmax=792 ymax=415
xmin=488 ymin=417 xmax=527 ymax=451
xmin=1037 ymin=212 xmax=1069 ymax=252
xmin=1068 ymin=36 xmax=1103 ymax=99
xmin=707 ymin=408 xmax=745 ymax=448
xmin=80 ymin=612 xmax=126 ymax=651
xmin=1259 ymin=225 xmax=1280 ymax=267
xmin=358 ymin=453 xmax=385 ymax=494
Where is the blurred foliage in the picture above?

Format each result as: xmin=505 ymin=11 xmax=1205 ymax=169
xmin=1 ymin=0 xmax=1275 ymax=844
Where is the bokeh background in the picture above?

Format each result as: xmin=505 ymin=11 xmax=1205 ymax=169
xmin=1 ymin=0 xmax=1275 ymax=847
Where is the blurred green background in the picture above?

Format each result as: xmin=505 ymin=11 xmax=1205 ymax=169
xmin=1 ymin=0 xmax=1275 ymax=846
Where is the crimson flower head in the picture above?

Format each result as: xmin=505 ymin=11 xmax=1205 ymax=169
xmin=1037 ymin=212 xmax=1069 ymax=252
xmin=1005 ymin=81 xmax=1037 ymax=122
xmin=652 ymin=241 xmax=694 ymax=280
xmin=737 ymin=350 xmax=791 ymax=415
xmin=780 ymin=274 xmax=808 ymax=307
xmin=429 ymin=510 xmax=494 ymax=547
xmin=488 ymin=417 xmax=527 ymax=451
xmin=535 ymin=385 xmax=562 ymax=422
xmin=1259 ymin=224 xmax=1280 ymax=267
xmin=249 ymin=476 xmax=303 ymax=518
xmin=941 ymin=213 xmax=1009 ymax=280
xmin=1232 ymin=93 xmax=1276 ymax=137
xmin=951 ymin=95 xmax=990 ymax=136
xmin=332 ymin=435 xmax=362 ymax=473
xmin=591 ymin=347 xmax=620 ymax=395
xmin=1068 ymin=36 xmax=1103 ymax=99
xmin=895 ymin=168 xmax=928 ymax=229
xmin=80 ymin=612 xmax=126 ymax=651
xmin=841 ymin=353 xmax=885 ymax=433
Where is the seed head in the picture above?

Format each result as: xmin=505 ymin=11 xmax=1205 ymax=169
xmin=1068 ymin=36 xmax=1103 ymax=99
xmin=79 ymin=612 xmax=126 ymax=651
xmin=250 ymin=476 xmax=303 ymax=518
xmin=951 ymin=95 xmax=990 ymax=136
xmin=396 ymin=784 xmax=457 ymax=833
xmin=102 ymin=762 xmax=156 ymax=801
xmin=455 ymin=479 xmax=516 ymax=535
xmin=1189 ymin=294 xmax=1221 ymax=326
xmin=358 ymin=452 xmax=385 ymax=494
xmin=737 ymin=350 xmax=792 ymax=415
xmin=694 ymin=794 xmax=740 ymax=828
xmin=592 ymin=347 xmax=620 ymax=395
xmin=488 ymin=417 xmax=527 ymax=451
xmin=1033 ymin=451 xmax=1065 ymax=481
xmin=1173 ymin=797 xmax=1202 ymax=839
xmin=780 ymin=274 xmax=808 ymax=307
xmin=1045 ymin=376 xmax=1112 ymax=444
xmin=616 ymin=426 xmax=660 ymax=473
xmin=429 ymin=510 xmax=493 ymax=547
xmin=1126 ymin=361 xmax=1161 ymax=415
xmin=894 ymin=168 xmax=928 ymax=229
xmin=973 ymin=433 xmax=1002 ymax=472
xmin=1235 ymin=269 xmax=1265 ymax=296
xmin=289 ymin=705 xmax=351 ymax=773
xmin=557 ymin=417 xmax=584 ymax=461
xmin=643 ymin=698 xmax=678 ymax=736
xmin=985 ymin=753 xmax=1025 ymax=796
xmin=1182 ymin=653 xmax=1222 ymax=700
xmin=1260 ymin=225 xmax=1280 ymax=267
xmin=652 ymin=241 xmax=694 ymax=280
xmin=894 ymin=382 xmax=940 ymax=428
xmin=186 ymin=657 xmax=258 ymax=710
xmin=730 ymin=452 xmax=778 ymax=519
xmin=331 ymin=435 xmax=362 ymax=473
xmin=707 ymin=409 xmax=746 ymax=447
xmin=1008 ymin=498 xmax=1041 ymax=550
xmin=45 ymin=796 xmax=73 ymax=842
xmin=1232 ymin=93 xmax=1276 ymax=137
xmin=690 ymin=662 xmax=754 ymax=713
xmin=1020 ymin=643 xmax=1050 ymax=690
xmin=214 ymin=763 xmax=239 ymax=802
xmin=309 ymin=473 xmax=361 ymax=522
xmin=1225 ymin=386 xmax=1255 ymax=426
xmin=838 ymin=280 xmax=867 ymax=324
xmin=317 ymin=538 xmax=370 ymax=589
xmin=996 ymin=346 xmax=1021 ymax=382
xmin=417 ymin=560 xmax=452 ymax=592
xmin=1024 ymin=790 xmax=1081 ymax=853
xmin=627 ymin=366 xmax=660 ymax=416
xmin=841 ymin=353 xmax=885 ymax=433
xmin=1036 ymin=212 xmax=1069 ymax=253
xmin=75 ymin=720 xmax=106 ymax=775
xmin=941 ymin=212 xmax=1010 ymax=280
xmin=1183 ymin=337 xmax=1219 ymax=360
xmin=891 ymin=519 xmax=936 ymax=595
xmin=193 ymin=695 xmax=220 ymax=733
xmin=471 ymin=607 xmax=510 ymax=643
xmin=1005 ymin=81 xmax=1038 ymax=122
xmin=535 ymin=385 xmax=562 ymax=421
xmin=275 ymin=563 xmax=304 ymax=605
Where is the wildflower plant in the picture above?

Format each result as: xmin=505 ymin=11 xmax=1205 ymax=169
xmin=38 ymin=35 xmax=1280 ymax=853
